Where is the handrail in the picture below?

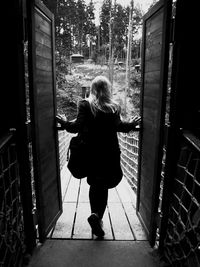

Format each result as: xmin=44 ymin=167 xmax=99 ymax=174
xmin=118 ymin=131 xmax=139 ymax=189
xmin=0 ymin=130 xmax=15 ymax=151
xmin=0 ymin=128 xmax=25 ymax=267
xmin=183 ymin=130 xmax=200 ymax=153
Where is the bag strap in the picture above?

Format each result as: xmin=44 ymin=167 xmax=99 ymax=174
xmin=67 ymin=146 xmax=70 ymax=161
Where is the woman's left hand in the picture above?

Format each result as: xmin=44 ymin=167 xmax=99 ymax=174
xmin=130 ymin=116 xmax=141 ymax=127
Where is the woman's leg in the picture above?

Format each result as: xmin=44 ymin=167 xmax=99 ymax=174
xmin=89 ymin=185 xmax=108 ymax=219
xmin=88 ymin=185 xmax=108 ymax=237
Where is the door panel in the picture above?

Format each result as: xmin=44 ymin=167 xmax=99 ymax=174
xmin=137 ymin=0 xmax=172 ymax=246
xmin=29 ymin=0 xmax=62 ymax=242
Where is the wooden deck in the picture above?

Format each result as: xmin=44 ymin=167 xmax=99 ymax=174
xmin=50 ymin=164 xmax=147 ymax=241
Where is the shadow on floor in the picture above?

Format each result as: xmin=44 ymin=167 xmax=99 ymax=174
xmin=27 ymin=240 xmax=161 ymax=267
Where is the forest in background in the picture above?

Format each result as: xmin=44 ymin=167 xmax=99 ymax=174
xmin=42 ymin=0 xmax=145 ymax=119
xmin=42 ymin=0 xmax=143 ymax=68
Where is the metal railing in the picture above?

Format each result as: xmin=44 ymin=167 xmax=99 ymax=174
xmin=0 ymin=132 xmax=25 ymax=267
xmin=118 ymin=132 xmax=139 ymax=192
xmin=58 ymin=130 xmax=140 ymax=194
xmin=162 ymin=131 xmax=200 ymax=266
xmin=58 ymin=130 xmax=72 ymax=170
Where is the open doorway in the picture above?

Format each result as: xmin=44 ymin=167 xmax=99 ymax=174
xmin=52 ymin=63 xmax=146 ymax=241
xmin=44 ymin=0 xmax=149 ymax=241
xmin=26 ymin=0 xmax=174 ymax=245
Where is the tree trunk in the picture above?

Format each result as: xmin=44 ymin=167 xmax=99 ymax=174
xmin=124 ymin=0 xmax=133 ymax=116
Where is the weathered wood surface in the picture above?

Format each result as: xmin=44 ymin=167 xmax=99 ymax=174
xmin=51 ymin=165 xmax=147 ymax=241
xmin=138 ymin=0 xmax=168 ymax=238
xmin=32 ymin=4 xmax=62 ymax=240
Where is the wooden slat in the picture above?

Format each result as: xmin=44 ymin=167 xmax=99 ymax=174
xmin=73 ymin=203 xmax=92 ymax=239
xmin=145 ymin=8 xmax=163 ymax=34
xmin=79 ymin=179 xmax=89 ymax=203
xmin=52 ymin=203 xmax=76 ymax=239
xmin=36 ymin=55 xmax=52 ymax=71
xmin=60 ymin=165 xmax=71 ymax=201
xmin=36 ymin=69 xmax=52 ymax=83
xmin=144 ymin=70 xmax=161 ymax=84
xmin=36 ymin=42 xmax=52 ymax=59
xmin=123 ymin=203 xmax=147 ymax=241
xmin=108 ymin=188 xmax=121 ymax=202
xmin=108 ymin=203 xmax=134 ymax=240
xmin=99 ymin=207 xmax=113 ymax=240
xmin=42 ymin=193 xmax=60 ymax=228
xmin=63 ymin=177 xmax=80 ymax=203
xmin=37 ymin=82 xmax=53 ymax=95
xmin=145 ymin=36 xmax=162 ymax=60
xmin=145 ymin=57 xmax=161 ymax=72
xmin=35 ymin=31 xmax=51 ymax=48
xmin=116 ymin=179 xmax=136 ymax=204
xmin=35 ymin=12 xmax=51 ymax=36
xmin=52 ymin=171 xmax=146 ymax=241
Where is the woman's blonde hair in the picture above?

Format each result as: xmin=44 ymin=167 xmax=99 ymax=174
xmin=87 ymin=76 xmax=119 ymax=115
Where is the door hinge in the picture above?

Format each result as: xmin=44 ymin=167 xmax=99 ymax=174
xmin=22 ymin=0 xmax=28 ymax=42
xmin=32 ymin=208 xmax=38 ymax=229
xmin=170 ymin=18 xmax=175 ymax=44
xmin=26 ymin=121 xmax=32 ymax=142
xmin=155 ymin=211 xmax=162 ymax=229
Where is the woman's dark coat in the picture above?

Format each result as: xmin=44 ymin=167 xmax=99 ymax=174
xmin=63 ymin=100 xmax=136 ymax=188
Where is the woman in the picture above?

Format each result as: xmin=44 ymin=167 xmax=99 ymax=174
xmin=56 ymin=76 xmax=141 ymax=238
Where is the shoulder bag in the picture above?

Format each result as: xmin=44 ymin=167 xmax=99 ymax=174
xmin=67 ymin=133 xmax=88 ymax=179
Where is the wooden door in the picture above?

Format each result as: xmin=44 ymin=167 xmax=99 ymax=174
xmin=137 ymin=0 xmax=172 ymax=246
xmin=28 ymin=0 xmax=62 ymax=242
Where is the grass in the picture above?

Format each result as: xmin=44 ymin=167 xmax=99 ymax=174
xmin=57 ymin=62 xmax=141 ymax=119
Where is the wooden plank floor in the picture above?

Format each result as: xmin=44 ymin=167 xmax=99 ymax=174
xmin=50 ymin=164 xmax=147 ymax=241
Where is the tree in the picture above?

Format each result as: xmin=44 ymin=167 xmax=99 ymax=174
xmin=73 ymin=0 xmax=87 ymax=54
xmin=100 ymin=0 xmax=112 ymax=48
xmin=43 ymin=0 xmax=96 ymax=58
xmin=86 ymin=0 xmax=96 ymax=36
xmin=43 ymin=0 xmax=76 ymax=61
xmin=112 ymin=3 xmax=129 ymax=60
xmin=85 ymin=0 xmax=96 ymax=58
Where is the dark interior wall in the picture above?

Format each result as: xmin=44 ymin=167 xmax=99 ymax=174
xmin=0 ymin=0 xmax=26 ymax=136
xmin=1 ymin=0 xmax=36 ymax=253
xmin=170 ymin=0 xmax=199 ymax=134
